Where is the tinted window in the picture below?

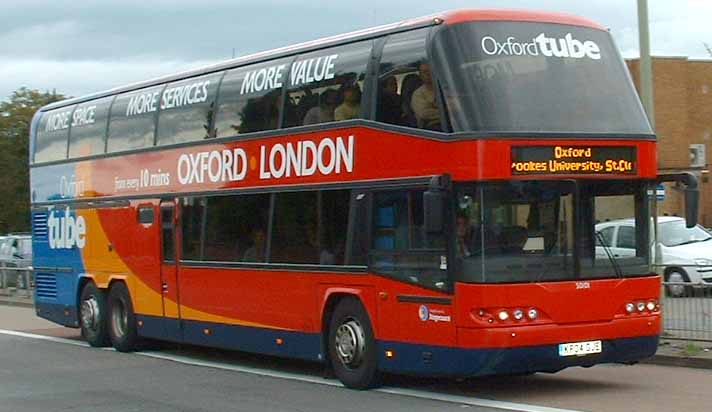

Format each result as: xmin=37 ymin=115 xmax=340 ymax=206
xmin=181 ymin=194 xmax=270 ymax=262
xmin=284 ymin=41 xmax=372 ymax=128
xmin=161 ymin=204 xmax=175 ymax=261
xmin=319 ymin=190 xmax=350 ymax=265
xmin=270 ymin=192 xmax=318 ymax=263
xmin=108 ymin=85 xmax=163 ymax=152
xmin=67 ymin=97 xmax=112 ymax=158
xmin=597 ymin=226 xmax=615 ymax=246
xmin=377 ymin=29 xmax=437 ymax=130
xmin=156 ymin=73 xmax=223 ymax=145
xmin=431 ymin=22 xmax=652 ymax=134
xmin=138 ymin=206 xmax=155 ymax=224
xmin=617 ymin=226 xmax=636 ymax=249
xmin=35 ymin=106 xmax=75 ymax=162
xmin=370 ymin=190 xmax=447 ymax=289
xmin=214 ymin=58 xmax=291 ymax=137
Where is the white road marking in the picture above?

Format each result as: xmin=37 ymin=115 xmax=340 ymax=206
xmin=0 ymin=329 xmax=583 ymax=412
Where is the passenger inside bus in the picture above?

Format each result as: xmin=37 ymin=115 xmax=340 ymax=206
xmin=377 ymin=76 xmax=401 ymax=125
xmin=303 ymin=89 xmax=339 ymax=125
xmin=399 ymin=73 xmax=422 ymax=127
xmin=242 ymin=228 xmax=266 ymax=262
xmin=334 ymin=84 xmax=361 ymax=121
xmin=410 ymin=62 xmax=441 ymax=130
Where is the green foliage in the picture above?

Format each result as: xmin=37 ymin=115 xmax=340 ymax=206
xmin=0 ymin=88 xmax=65 ymax=233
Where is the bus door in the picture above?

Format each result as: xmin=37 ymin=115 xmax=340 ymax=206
xmin=160 ymin=200 xmax=182 ymax=339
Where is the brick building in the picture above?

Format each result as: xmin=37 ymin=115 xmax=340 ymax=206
xmin=626 ymin=57 xmax=712 ymax=227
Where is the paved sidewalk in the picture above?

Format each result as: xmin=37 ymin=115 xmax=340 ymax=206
xmin=0 ymin=291 xmax=33 ymax=308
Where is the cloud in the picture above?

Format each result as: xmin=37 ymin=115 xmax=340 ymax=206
xmin=0 ymin=58 xmax=218 ymax=100
xmin=0 ymin=0 xmax=710 ymax=99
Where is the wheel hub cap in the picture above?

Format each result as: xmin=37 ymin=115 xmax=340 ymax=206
xmin=81 ymin=296 xmax=100 ymax=331
xmin=111 ymin=299 xmax=127 ymax=338
xmin=335 ymin=319 xmax=365 ymax=368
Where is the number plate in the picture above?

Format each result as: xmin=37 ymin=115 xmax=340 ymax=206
xmin=558 ymin=340 xmax=602 ymax=357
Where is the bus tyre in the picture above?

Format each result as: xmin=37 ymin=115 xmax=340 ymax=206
xmin=79 ymin=282 xmax=110 ymax=347
xmin=107 ymin=282 xmax=139 ymax=352
xmin=328 ymin=298 xmax=381 ymax=389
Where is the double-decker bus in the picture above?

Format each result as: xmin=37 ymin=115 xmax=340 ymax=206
xmin=30 ymin=9 xmax=698 ymax=389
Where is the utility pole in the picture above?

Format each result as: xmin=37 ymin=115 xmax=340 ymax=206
xmin=637 ymin=0 xmax=655 ymax=129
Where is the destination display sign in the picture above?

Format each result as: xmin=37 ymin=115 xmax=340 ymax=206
xmin=511 ymin=146 xmax=636 ymax=175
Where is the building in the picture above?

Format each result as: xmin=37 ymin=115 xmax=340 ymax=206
xmin=627 ymin=57 xmax=712 ymax=227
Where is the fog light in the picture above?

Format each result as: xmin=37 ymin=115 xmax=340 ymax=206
xmin=637 ymin=302 xmax=645 ymax=312
xmin=527 ymin=308 xmax=538 ymax=320
xmin=646 ymin=301 xmax=656 ymax=311
xmin=626 ymin=303 xmax=635 ymax=313
xmin=498 ymin=310 xmax=509 ymax=321
xmin=513 ymin=309 xmax=524 ymax=320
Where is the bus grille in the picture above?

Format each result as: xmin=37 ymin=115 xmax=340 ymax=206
xmin=35 ymin=273 xmax=57 ymax=299
xmin=33 ymin=212 xmax=49 ymax=239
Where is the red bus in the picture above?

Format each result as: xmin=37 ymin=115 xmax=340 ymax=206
xmin=30 ymin=9 xmax=698 ymax=389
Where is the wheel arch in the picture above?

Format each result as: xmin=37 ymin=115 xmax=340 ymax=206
xmin=318 ymin=287 xmax=376 ymax=364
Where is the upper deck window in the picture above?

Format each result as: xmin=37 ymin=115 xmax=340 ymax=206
xmin=156 ymin=72 xmax=223 ymax=146
xmin=431 ymin=22 xmax=653 ymax=135
xmin=35 ymin=106 xmax=75 ymax=162
xmin=213 ymin=57 xmax=292 ymax=137
xmin=376 ymin=28 xmax=440 ymax=131
xmin=283 ymin=41 xmax=372 ymax=128
xmin=107 ymin=85 xmax=164 ymax=153
xmin=68 ymin=96 xmax=113 ymax=158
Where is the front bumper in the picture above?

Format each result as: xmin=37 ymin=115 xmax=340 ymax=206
xmin=377 ymin=335 xmax=658 ymax=377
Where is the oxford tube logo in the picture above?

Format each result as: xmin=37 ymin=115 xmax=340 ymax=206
xmin=48 ymin=208 xmax=87 ymax=249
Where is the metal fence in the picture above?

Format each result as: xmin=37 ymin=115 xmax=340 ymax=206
xmin=661 ymin=281 xmax=712 ymax=342
xmin=0 ymin=259 xmax=33 ymax=298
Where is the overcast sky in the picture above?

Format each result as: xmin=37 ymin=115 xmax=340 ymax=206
xmin=1 ymin=0 xmax=710 ymax=100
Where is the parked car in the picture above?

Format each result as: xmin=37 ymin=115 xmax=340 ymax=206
xmin=595 ymin=217 xmax=712 ymax=297
xmin=0 ymin=233 xmax=32 ymax=288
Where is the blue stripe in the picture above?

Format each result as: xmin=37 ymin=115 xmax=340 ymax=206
xmin=136 ymin=315 xmax=658 ymax=377
xmin=137 ymin=315 xmax=323 ymax=362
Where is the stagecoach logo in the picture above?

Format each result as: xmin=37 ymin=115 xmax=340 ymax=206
xmin=418 ymin=305 xmax=429 ymax=321
xmin=481 ymin=33 xmax=601 ymax=60
xmin=418 ymin=305 xmax=451 ymax=323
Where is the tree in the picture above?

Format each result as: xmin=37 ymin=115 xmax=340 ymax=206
xmin=0 ymin=88 xmax=64 ymax=233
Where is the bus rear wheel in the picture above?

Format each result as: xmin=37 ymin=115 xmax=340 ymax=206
xmin=79 ymin=282 xmax=110 ymax=347
xmin=107 ymin=282 xmax=139 ymax=352
xmin=328 ymin=297 xmax=380 ymax=389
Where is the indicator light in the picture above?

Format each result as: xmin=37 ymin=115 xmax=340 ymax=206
xmin=385 ymin=350 xmax=394 ymax=358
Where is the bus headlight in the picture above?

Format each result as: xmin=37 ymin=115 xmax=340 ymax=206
xmin=636 ymin=302 xmax=645 ymax=312
xmin=513 ymin=309 xmax=524 ymax=320
xmin=498 ymin=310 xmax=509 ymax=321
xmin=626 ymin=303 xmax=635 ymax=313
xmin=646 ymin=301 xmax=656 ymax=311
xmin=527 ymin=308 xmax=538 ymax=320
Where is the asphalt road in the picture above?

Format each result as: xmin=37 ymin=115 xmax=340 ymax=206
xmin=1 ymin=305 xmax=711 ymax=412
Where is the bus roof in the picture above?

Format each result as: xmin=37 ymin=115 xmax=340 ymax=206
xmin=41 ymin=8 xmax=605 ymax=112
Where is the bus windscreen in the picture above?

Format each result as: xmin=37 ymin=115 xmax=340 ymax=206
xmin=431 ymin=21 xmax=652 ymax=135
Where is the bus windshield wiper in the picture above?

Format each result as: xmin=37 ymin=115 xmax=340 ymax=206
xmin=596 ymin=230 xmax=622 ymax=278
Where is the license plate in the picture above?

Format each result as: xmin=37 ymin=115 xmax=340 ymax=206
xmin=558 ymin=340 xmax=602 ymax=357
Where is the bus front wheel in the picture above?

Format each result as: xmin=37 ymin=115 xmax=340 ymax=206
xmin=328 ymin=297 xmax=381 ymax=389
xmin=79 ymin=282 xmax=110 ymax=347
xmin=107 ymin=282 xmax=139 ymax=352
